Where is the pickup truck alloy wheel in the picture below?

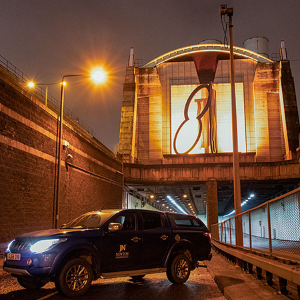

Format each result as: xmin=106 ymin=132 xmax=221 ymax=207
xmin=56 ymin=257 xmax=93 ymax=297
xmin=167 ymin=254 xmax=191 ymax=284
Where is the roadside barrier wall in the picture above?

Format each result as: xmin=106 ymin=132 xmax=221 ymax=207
xmin=0 ymin=63 xmax=123 ymax=251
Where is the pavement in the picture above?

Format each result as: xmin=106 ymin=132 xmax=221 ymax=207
xmin=0 ymin=249 xmax=295 ymax=299
xmin=206 ymin=248 xmax=293 ymax=300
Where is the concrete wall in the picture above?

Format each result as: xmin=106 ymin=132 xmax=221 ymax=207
xmin=126 ymin=193 xmax=159 ymax=211
xmin=135 ymin=68 xmax=163 ymax=163
xmin=0 ymin=67 xmax=123 ymax=249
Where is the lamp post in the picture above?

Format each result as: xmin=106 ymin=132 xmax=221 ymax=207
xmin=54 ymin=70 xmax=106 ymax=229
xmin=220 ymin=5 xmax=243 ymax=246
xmin=27 ymin=81 xmax=58 ymax=106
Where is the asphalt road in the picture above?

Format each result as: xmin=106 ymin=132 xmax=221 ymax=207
xmin=0 ymin=264 xmax=225 ymax=300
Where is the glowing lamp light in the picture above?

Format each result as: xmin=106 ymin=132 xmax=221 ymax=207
xmin=6 ymin=240 xmax=14 ymax=251
xmin=167 ymin=195 xmax=188 ymax=214
xmin=30 ymin=239 xmax=60 ymax=254
xmin=28 ymin=81 xmax=35 ymax=88
xmin=91 ymin=69 xmax=106 ymax=84
xmin=223 ymin=193 xmax=255 ymax=218
xmin=150 ymin=194 xmax=155 ymax=199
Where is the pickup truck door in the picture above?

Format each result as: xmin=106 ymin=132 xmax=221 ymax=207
xmin=101 ymin=211 xmax=142 ymax=272
xmin=140 ymin=212 xmax=170 ymax=268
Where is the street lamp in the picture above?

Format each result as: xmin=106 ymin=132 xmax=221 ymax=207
xmin=53 ymin=69 xmax=106 ymax=229
xmin=27 ymin=81 xmax=58 ymax=106
xmin=220 ymin=5 xmax=243 ymax=246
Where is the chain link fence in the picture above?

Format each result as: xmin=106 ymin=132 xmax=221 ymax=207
xmin=211 ymin=187 xmax=300 ymax=261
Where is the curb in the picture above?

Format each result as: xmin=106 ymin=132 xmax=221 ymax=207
xmin=206 ymin=250 xmax=289 ymax=300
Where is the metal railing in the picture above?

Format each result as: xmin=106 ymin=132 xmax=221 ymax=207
xmin=0 ymin=54 xmax=115 ymax=152
xmin=211 ymin=187 xmax=300 ymax=262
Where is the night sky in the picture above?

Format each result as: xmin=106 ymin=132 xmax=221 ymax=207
xmin=1 ymin=0 xmax=300 ymax=151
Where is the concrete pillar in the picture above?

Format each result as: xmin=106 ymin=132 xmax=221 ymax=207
xmin=118 ymin=66 xmax=137 ymax=162
xmin=206 ymin=179 xmax=218 ymax=233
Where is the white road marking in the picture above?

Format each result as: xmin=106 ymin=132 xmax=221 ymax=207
xmin=37 ymin=291 xmax=58 ymax=300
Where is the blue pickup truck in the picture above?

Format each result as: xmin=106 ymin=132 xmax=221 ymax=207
xmin=3 ymin=209 xmax=212 ymax=297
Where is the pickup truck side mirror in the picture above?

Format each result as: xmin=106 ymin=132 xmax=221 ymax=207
xmin=108 ymin=222 xmax=123 ymax=233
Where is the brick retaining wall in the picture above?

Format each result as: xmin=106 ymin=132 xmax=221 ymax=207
xmin=0 ymin=73 xmax=123 ymax=250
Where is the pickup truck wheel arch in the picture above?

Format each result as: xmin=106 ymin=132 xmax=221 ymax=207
xmin=166 ymin=242 xmax=196 ymax=267
xmin=51 ymin=245 xmax=101 ymax=279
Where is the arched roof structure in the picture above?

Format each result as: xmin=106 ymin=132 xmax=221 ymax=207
xmin=143 ymin=43 xmax=273 ymax=68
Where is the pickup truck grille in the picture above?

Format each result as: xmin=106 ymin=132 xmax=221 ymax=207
xmin=10 ymin=240 xmax=31 ymax=252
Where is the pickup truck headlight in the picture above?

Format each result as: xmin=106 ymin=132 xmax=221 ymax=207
xmin=30 ymin=239 xmax=65 ymax=254
xmin=6 ymin=240 xmax=14 ymax=251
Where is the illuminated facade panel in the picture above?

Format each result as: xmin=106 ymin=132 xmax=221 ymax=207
xmin=119 ymin=44 xmax=299 ymax=164
xmin=214 ymin=59 xmax=257 ymax=152
xmin=214 ymin=83 xmax=246 ymax=153
xmin=171 ymin=85 xmax=204 ymax=154
xmin=158 ymin=62 xmax=199 ymax=154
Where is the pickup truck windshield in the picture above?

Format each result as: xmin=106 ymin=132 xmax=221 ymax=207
xmin=62 ymin=212 xmax=112 ymax=229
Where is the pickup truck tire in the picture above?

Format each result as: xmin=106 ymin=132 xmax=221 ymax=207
xmin=167 ymin=253 xmax=191 ymax=284
xmin=17 ymin=277 xmax=46 ymax=289
xmin=55 ymin=257 xmax=93 ymax=297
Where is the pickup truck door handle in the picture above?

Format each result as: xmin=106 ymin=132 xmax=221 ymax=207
xmin=131 ymin=236 xmax=141 ymax=242
xmin=160 ymin=234 xmax=168 ymax=241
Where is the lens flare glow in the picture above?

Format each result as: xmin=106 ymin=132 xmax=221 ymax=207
xmin=28 ymin=81 xmax=35 ymax=88
xmin=6 ymin=240 xmax=14 ymax=251
xmin=91 ymin=69 xmax=106 ymax=84
xmin=30 ymin=239 xmax=60 ymax=253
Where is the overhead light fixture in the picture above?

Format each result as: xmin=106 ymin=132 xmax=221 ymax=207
xmin=167 ymin=195 xmax=188 ymax=214
xmin=223 ymin=193 xmax=254 ymax=218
